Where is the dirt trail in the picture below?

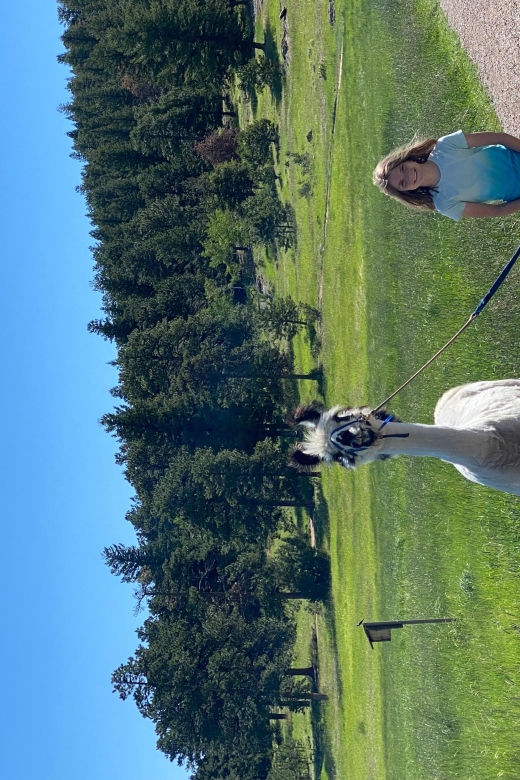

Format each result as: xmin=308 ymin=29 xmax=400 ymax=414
xmin=438 ymin=0 xmax=520 ymax=134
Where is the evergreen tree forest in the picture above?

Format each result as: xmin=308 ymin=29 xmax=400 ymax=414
xmin=58 ymin=1 xmax=327 ymax=778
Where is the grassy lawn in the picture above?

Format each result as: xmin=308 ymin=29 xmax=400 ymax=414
xmin=247 ymin=1 xmax=520 ymax=779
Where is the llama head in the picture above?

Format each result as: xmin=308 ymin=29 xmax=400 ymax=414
xmin=289 ymin=403 xmax=398 ymax=470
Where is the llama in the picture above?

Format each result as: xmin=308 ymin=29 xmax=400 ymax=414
xmin=290 ymin=380 xmax=520 ymax=495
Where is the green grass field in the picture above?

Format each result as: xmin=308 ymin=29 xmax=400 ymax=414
xmin=249 ymin=1 xmax=520 ymax=778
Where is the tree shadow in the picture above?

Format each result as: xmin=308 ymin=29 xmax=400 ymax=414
xmin=262 ymin=20 xmax=284 ymax=107
xmin=318 ymin=598 xmax=343 ymax=778
xmin=240 ymin=83 xmax=259 ymax=116
xmin=307 ymin=486 xmax=340 ymax=780
xmin=310 ymin=607 xmax=341 ymax=780
xmin=310 ymin=699 xmax=337 ymax=780
xmin=293 ymin=475 xmax=318 ymax=513
xmin=303 ymin=320 xmax=322 ymax=362
xmin=283 ymin=344 xmax=301 ymax=407
xmin=313 ymin=366 xmax=325 ymax=398
xmin=284 ymin=366 xmax=324 ymax=398
xmin=312 ymin=482 xmax=330 ymax=550
xmin=282 ymin=471 xmax=336 ymax=777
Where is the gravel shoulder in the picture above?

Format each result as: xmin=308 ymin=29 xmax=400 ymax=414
xmin=438 ymin=0 xmax=520 ymax=133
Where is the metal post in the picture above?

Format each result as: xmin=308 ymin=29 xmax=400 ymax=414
xmin=400 ymin=618 xmax=456 ymax=625
xmin=360 ymin=617 xmax=456 ymax=648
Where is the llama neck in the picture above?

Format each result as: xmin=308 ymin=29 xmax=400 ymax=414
xmin=378 ymin=422 xmax=492 ymax=468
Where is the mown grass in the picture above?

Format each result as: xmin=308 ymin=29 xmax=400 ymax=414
xmin=249 ymin=0 xmax=520 ymax=778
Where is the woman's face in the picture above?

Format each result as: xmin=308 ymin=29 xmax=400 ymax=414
xmin=388 ymin=160 xmax=425 ymax=191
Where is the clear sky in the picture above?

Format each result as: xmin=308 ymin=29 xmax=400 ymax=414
xmin=0 ymin=4 xmax=188 ymax=779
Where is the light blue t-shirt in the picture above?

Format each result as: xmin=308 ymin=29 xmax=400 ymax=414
xmin=429 ymin=130 xmax=520 ymax=221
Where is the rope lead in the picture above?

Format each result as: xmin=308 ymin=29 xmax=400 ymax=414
xmin=370 ymin=245 xmax=520 ymax=415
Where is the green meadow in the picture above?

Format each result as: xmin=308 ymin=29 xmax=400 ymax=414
xmin=250 ymin=0 xmax=520 ymax=778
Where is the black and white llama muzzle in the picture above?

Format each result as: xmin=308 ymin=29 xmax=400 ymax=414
xmin=290 ymin=403 xmax=409 ymax=471
xmin=328 ymin=414 xmax=409 ymax=468
xmin=329 ymin=419 xmax=377 ymax=454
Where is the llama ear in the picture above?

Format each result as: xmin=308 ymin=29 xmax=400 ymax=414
xmin=289 ymin=444 xmax=322 ymax=470
xmin=288 ymin=402 xmax=323 ymax=427
xmin=333 ymin=408 xmax=352 ymax=422
xmin=333 ymin=406 xmax=370 ymax=423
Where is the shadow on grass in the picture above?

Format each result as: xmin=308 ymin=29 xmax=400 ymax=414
xmin=310 ymin=697 xmax=337 ymax=780
xmin=311 ymin=592 xmax=343 ymax=780
xmin=312 ymin=626 xmax=340 ymax=778
xmin=292 ymin=477 xmax=321 ymax=531
xmin=284 ymin=336 xmax=324 ymax=395
xmin=314 ymin=366 xmax=326 ymax=398
xmin=240 ymin=82 xmax=259 ymax=116
xmin=312 ymin=481 xmax=330 ymax=550
xmin=240 ymin=19 xmax=284 ymax=113
xmin=307 ymin=487 xmax=340 ymax=780
xmin=262 ymin=20 xmax=284 ymax=107
xmin=306 ymin=322 xmax=322 ymax=362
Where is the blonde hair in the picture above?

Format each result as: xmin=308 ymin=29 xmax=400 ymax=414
xmin=373 ymin=136 xmax=438 ymax=210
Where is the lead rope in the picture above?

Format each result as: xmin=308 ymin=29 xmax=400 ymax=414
xmin=370 ymin=245 xmax=520 ymax=416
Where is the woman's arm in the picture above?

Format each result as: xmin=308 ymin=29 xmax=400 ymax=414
xmin=462 ymin=199 xmax=520 ymax=218
xmin=464 ymin=131 xmax=520 ymax=153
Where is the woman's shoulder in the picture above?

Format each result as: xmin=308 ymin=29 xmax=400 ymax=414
xmin=431 ymin=188 xmax=465 ymax=221
xmin=434 ymin=130 xmax=468 ymax=153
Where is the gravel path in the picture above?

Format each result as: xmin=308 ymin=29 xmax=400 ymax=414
xmin=438 ymin=0 xmax=520 ymax=134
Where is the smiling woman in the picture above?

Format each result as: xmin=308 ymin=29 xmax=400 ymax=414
xmin=387 ymin=157 xmax=440 ymax=191
xmin=373 ymin=129 xmax=520 ymax=219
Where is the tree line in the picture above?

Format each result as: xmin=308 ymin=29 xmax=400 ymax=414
xmin=58 ymin=2 xmax=324 ymax=778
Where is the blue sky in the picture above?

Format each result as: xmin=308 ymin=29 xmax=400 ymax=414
xmin=0 ymin=4 xmax=188 ymax=779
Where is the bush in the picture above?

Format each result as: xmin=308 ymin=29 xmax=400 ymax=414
xmin=195 ymin=128 xmax=238 ymax=166
xmin=267 ymin=739 xmax=311 ymax=780
xmin=238 ymin=119 xmax=279 ymax=168
xmin=237 ymin=58 xmax=281 ymax=92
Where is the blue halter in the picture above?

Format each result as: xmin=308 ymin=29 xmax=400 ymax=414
xmin=329 ymin=414 xmax=409 ymax=457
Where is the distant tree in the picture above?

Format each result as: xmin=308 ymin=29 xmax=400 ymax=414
xmin=114 ymin=300 xmax=289 ymax=409
xmin=267 ymin=739 xmax=311 ymax=780
xmin=195 ymin=128 xmax=238 ymax=166
xmin=240 ymin=188 xmax=287 ymax=243
xmin=149 ymin=446 xmax=289 ymax=542
xmin=104 ymin=543 xmax=148 ymax=582
xmin=96 ymin=0 xmax=250 ymax=86
xmin=238 ymin=119 xmax=279 ymax=168
xmin=255 ymin=296 xmax=319 ymax=342
xmin=193 ymin=741 xmax=272 ymax=780
xmin=112 ymin=606 xmax=297 ymax=763
xmin=205 ymin=161 xmax=254 ymax=209
xmin=120 ymin=71 xmax=161 ymax=102
xmin=237 ymin=58 xmax=281 ymax=92
xmin=273 ymin=531 xmax=330 ymax=601
xmin=202 ymin=209 xmax=252 ymax=277
xmin=130 ymin=87 xmax=227 ymax=156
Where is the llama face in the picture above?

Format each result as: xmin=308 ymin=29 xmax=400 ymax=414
xmin=290 ymin=404 xmax=392 ymax=470
xmin=330 ymin=418 xmax=377 ymax=453
xmin=325 ymin=411 xmax=383 ymax=468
